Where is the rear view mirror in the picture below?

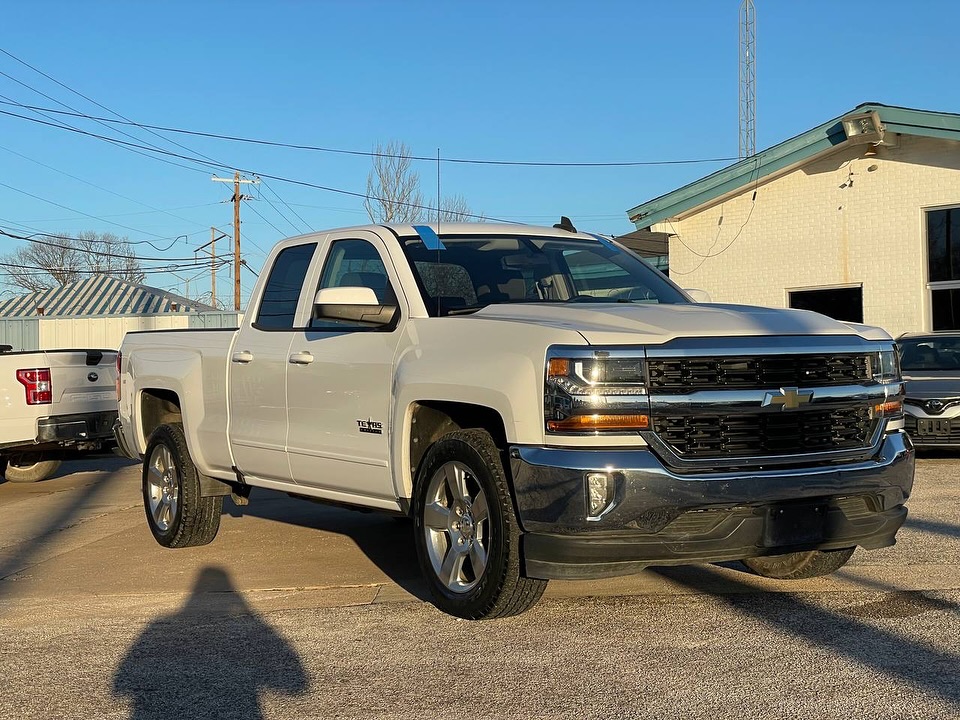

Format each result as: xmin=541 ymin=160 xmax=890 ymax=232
xmin=684 ymin=288 xmax=712 ymax=303
xmin=313 ymin=287 xmax=398 ymax=327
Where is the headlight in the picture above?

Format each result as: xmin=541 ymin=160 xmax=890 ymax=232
xmin=545 ymin=348 xmax=649 ymax=434
xmin=871 ymin=346 xmax=904 ymax=420
xmin=872 ymin=348 xmax=901 ymax=384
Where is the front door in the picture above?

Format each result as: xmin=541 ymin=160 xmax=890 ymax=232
xmin=285 ymin=234 xmax=402 ymax=502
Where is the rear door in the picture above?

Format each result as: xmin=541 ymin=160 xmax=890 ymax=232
xmin=228 ymin=241 xmax=318 ymax=485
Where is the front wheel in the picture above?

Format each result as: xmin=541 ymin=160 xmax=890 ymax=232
xmin=413 ymin=429 xmax=546 ymax=619
xmin=143 ymin=423 xmax=222 ymax=548
xmin=743 ymin=547 xmax=856 ymax=579
xmin=2 ymin=455 xmax=62 ymax=483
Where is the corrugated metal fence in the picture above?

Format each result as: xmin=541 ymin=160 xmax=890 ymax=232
xmin=0 ymin=312 xmax=241 ymax=351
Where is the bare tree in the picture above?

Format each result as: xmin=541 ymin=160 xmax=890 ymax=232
xmin=1 ymin=231 xmax=145 ymax=292
xmin=364 ymin=140 xmax=424 ymax=223
xmin=364 ymin=140 xmax=481 ymax=224
xmin=438 ymin=194 xmax=483 ymax=223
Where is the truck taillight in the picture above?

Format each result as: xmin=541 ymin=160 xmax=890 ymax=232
xmin=116 ymin=351 xmax=122 ymax=401
xmin=17 ymin=368 xmax=53 ymax=405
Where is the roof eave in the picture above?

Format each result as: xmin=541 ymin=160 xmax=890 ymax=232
xmin=627 ymin=102 xmax=960 ymax=229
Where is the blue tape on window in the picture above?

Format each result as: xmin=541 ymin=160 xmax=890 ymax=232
xmin=586 ymin=232 xmax=618 ymax=252
xmin=413 ymin=225 xmax=446 ymax=251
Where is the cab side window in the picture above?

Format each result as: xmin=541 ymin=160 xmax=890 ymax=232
xmin=255 ymin=243 xmax=317 ymax=329
xmin=319 ymin=240 xmax=392 ymax=299
xmin=310 ymin=240 xmax=396 ymax=330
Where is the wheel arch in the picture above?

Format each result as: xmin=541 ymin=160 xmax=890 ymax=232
xmin=138 ymin=388 xmax=183 ymax=450
xmin=400 ymin=400 xmax=509 ymax=501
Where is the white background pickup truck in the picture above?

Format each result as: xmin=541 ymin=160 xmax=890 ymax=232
xmin=1 ymin=345 xmax=117 ymax=482
xmin=116 ymin=222 xmax=915 ymax=619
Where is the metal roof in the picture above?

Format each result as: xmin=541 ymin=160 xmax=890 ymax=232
xmin=0 ymin=275 xmax=215 ymax=318
xmin=613 ymin=229 xmax=670 ymax=256
xmin=626 ymin=102 xmax=960 ymax=229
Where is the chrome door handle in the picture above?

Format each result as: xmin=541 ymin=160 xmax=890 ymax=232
xmin=231 ymin=350 xmax=254 ymax=364
xmin=288 ymin=351 xmax=314 ymax=365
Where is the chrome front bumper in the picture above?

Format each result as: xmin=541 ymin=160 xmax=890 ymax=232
xmin=509 ymin=430 xmax=915 ymax=580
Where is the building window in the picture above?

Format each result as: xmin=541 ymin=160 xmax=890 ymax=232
xmin=788 ymin=286 xmax=863 ymax=323
xmin=927 ymin=207 xmax=960 ymax=330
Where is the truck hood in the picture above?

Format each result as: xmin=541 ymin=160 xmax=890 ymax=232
xmin=466 ymin=302 xmax=892 ymax=345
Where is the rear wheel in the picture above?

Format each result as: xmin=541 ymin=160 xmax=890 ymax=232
xmin=413 ymin=429 xmax=547 ymax=619
xmin=143 ymin=423 xmax=222 ymax=548
xmin=2 ymin=455 xmax=62 ymax=483
xmin=743 ymin=548 xmax=856 ymax=579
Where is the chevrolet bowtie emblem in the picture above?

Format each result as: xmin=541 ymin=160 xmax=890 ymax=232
xmin=762 ymin=386 xmax=814 ymax=410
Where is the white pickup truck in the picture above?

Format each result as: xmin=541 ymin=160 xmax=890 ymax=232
xmin=1 ymin=344 xmax=118 ymax=482
xmin=115 ymin=222 xmax=914 ymax=619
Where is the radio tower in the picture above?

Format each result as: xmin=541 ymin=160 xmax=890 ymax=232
xmin=739 ymin=0 xmax=756 ymax=158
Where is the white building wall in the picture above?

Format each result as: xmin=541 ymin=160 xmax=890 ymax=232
xmin=654 ymin=135 xmax=960 ymax=337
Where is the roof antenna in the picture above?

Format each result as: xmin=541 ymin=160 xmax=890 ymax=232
xmin=553 ymin=216 xmax=577 ymax=233
xmin=437 ymin=147 xmax=442 ymax=317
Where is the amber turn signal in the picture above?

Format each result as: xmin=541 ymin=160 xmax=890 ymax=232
xmin=547 ymin=358 xmax=570 ymax=378
xmin=547 ymin=413 xmax=650 ymax=432
xmin=873 ymin=400 xmax=903 ymax=417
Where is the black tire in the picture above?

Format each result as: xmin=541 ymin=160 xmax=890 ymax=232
xmin=2 ymin=457 xmax=62 ymax=483
xmin=742 ymin=547 xmax=856 ymax=579
xmin=142 ymin=423 xmax=222 ymax=548
xmin=413 ymin=429 xmax=547 ymax=619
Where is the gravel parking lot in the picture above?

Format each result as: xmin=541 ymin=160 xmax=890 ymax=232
xmin=1 ymin=453 xmax=958 ymax=719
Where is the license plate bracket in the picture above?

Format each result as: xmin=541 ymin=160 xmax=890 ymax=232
xmin=917 ymin=418 xmax=951 ymax=436
xmin=762 ymin=502 xmax=828 ymax=547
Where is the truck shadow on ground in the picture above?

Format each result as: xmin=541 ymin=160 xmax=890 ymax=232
xmin=651 ymin=564 xmax=960 ymax=709
xmin=0 ymin=453 xmax=137 ymax=485
xmin=224 ymin=489 xmax=430 ymax=602
xmin=0 ymin=462 xmax=133 ymax=603
xmin=113 ymin=566 xmax=308 ymax=720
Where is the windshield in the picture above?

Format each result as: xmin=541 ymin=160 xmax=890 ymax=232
xmin=898 ymin=336 xmax=960 ymax=371
xmin=399 ymin=234 xmax=689 ymax=316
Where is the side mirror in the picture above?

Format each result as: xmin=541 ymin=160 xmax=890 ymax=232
xmin=684 ymin=288 xmax=711 ymax=303
xmin=313 ymin=287 xmax=398 ymax=327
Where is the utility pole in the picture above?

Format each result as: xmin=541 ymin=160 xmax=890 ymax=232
xmin=212 ymin=172 xmax=258 ymax=310
xmin=196 ymin=227 xmax=228 ymax=308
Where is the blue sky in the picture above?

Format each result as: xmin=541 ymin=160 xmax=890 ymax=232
xmin=1 ymin=0 xmax=958 ymax=306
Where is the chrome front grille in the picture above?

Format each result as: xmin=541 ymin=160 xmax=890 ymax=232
xmin=652 ymin=408 xmax=876 ymax=459
xmin=647 ymin=354 xmax=870 ymax=393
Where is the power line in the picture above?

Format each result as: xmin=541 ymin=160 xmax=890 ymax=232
xmin=0 ymin=257 xmax=228 ymax=278
xmin=0 ymin=142 xmax=216 ymax=231
xmin=243 ymin=200 xmax=287 ymax=239
xmin=0 ymin=107 xmax=501 ymax=221
xmin=0 ymin=229 xmax=216 ymax=263
xmin=253 ymin=181 xmax=309 ymax=235
xmin=0 ymin=47 xmax=225 ymax=166
xmin=0 ymin=61 xmax=217 ymax=173
xmin=14 ymin=202 xmax=219 ymax=222
xmin=0 ymin=178 xmax=180 ymax=239
xmin=0 ymin=99 xmax=741 ymax=168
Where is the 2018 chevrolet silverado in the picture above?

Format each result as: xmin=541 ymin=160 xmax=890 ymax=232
xmin=1 ymin=344 xmax=118 ymax=482
xmin=115 ymin=223 xmax=915 ymax=619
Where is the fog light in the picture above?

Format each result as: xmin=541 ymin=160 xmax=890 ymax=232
xmin=585 ymin=472 xmax=616 ymax=521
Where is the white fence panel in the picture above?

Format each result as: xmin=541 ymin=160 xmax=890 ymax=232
xmin=39 ymin=314 xmax=190 ymax=350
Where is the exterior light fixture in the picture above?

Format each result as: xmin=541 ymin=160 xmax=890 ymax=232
xmin=842 ymin=111 xmax=886 ymax=145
